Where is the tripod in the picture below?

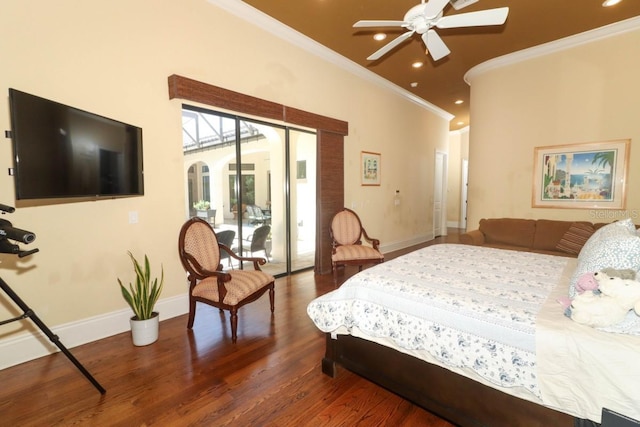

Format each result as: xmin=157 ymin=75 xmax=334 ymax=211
xmin=0 ymin=203 xmax=105 ymax=394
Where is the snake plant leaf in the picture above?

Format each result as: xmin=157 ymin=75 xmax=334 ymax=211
xmin=117 ymin=251 xmax=164 ymax=320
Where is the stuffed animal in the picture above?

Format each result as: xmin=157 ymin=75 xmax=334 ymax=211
xmin=597 ymin=268 xmax=636 ymax=281
xmin=575 ymin=272 xmax=599 ymax=294
xmin=569 ymin=272 xmax=640 ymax=328
xmin=557 ymin=272 xmax=600 ymax=309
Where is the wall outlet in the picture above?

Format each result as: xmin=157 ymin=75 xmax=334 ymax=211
xmin=128 ymin=211 xmax=139 ymax=224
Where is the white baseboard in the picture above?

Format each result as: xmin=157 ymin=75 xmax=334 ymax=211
xmin=0 ymin=293 xmax=189 ymax=370
xmin=380 ymin=233 xmax=434 ymax=254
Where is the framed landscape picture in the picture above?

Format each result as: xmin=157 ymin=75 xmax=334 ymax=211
xmin=532 ymin=139 xmax=630 ymax=209
xmin=361 ymin=151 xmax=381 ymax=186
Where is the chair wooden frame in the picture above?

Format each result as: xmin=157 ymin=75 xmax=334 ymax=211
xmin=178 ymin=217 xmax=275 ymax=343
xmin=329 ymin=208 xmax=384 ymax=282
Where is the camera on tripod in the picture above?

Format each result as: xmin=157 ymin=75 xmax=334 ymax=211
xmin=0 ymin=203 xmax=38 ymax=258
xmin=0 ymin=203 xmax=103 ymax=392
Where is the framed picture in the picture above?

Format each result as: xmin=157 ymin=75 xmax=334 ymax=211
xmin=361 ymin=151 xmax=381 ymax=186
xmin=532 ymin=139 xmax=630 ymax=209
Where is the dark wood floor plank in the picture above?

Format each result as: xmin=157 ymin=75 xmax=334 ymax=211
xmin=0 ymin=232 xmax=460 ymax=426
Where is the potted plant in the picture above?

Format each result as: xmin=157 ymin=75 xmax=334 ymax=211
xmin=193 ymin=199 xmax=210 ymax=213
xmin=117 ymin=251 xmax=164 ymax=346
xmin=193 ymin=200 xmax=215 ymax=223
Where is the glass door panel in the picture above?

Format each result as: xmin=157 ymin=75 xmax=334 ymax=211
xmin=289 ymin=129 xmax=316 ymax=272
xmin=240 ymin=121 xmax=286 ymax=277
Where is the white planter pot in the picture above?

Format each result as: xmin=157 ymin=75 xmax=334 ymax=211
xmin=130 ymin=312 xmax=159 ymax=346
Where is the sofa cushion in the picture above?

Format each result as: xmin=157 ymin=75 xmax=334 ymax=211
xmin=533 ymin=219 xmax=584 ymax=251
xmin=478 ymin=218 xmax=536 ymax=248
xmin=555 ymin=222 xmax=595 ymax=255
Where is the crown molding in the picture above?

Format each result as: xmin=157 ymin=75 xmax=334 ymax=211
xmin=209 ymin=0 xmax=454 ymax=122
xmin=465 ymin=16 xmax=640 ymax=85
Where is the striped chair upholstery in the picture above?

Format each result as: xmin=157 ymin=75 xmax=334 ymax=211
xmin=178 ymin=217 xmax=275 ymax=343
xmin=330 ymin=208 xmax=384 ymax=282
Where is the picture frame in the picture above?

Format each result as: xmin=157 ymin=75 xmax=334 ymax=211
xmin=361 ymin=151 xmax=381 ymax=186
xmin=532 ymin=139 xmax=630 ymax=209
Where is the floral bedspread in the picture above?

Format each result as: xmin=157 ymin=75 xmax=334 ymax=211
xmin=307 ymin=244 xmax=569 ymax=397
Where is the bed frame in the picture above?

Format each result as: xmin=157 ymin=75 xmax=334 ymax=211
xmin=322 ymin=333 xmax=588 ymax=427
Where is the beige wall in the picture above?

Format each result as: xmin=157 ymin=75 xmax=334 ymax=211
xmin=466 ymin=27 xmax=640 ymax=229
xmin=0 ymin=0 xmax=448 ymax=365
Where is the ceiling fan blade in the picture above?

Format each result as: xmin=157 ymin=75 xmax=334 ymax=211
xmin=353 ymin=20 xmax=406 ymax=28
xmin=422 ymin=30 xmax=450 ymax=61
xmin=436 ymin=7 xmax=509 ymax=28
xmin=367 ymin=31 xmax=415 ymax=61
xmin=423 ymin=0 xmax=450 ymax=18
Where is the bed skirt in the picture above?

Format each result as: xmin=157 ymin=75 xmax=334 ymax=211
xmin=322 ymin=333 xmax=578 ymax=427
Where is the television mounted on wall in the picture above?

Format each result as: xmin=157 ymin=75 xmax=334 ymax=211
xmin=8 ymin=88 xmax=144 ymax=201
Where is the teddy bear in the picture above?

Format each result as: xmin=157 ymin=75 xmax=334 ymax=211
xmin=568 ymin=272 xmax=640 ymax=328
xmin=597 ymin=267 xmax=636 ymax=281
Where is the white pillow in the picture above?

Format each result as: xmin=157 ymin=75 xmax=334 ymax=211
xmin=578 ymin=218 xmax=637 ymax=261
xmin=570 ymin=223 xmax=640 ymax=298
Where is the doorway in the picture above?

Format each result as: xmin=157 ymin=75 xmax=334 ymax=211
xmin=181 ymin=106 xmax=316 ymax=277
xmin=433 ymin=151 xmax=447 ymax=238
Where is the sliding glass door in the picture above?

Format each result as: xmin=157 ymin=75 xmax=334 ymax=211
xmin=182 ymin=106 xmax=315 ymax=277
xmin=289 ymin=129 xmax=316 ymax=271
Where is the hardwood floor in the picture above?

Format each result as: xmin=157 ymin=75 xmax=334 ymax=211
xmin=1 ymin=231 xmax=461 ymax=426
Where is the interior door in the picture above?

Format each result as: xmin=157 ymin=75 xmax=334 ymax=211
xmin=433 ymin=151 xmax=446 ymax=238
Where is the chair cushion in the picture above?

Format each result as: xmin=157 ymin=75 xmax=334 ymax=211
xmin=192 ymin=270 xmax=274 ymax=306
xmin=332 ymin=245 xmax=384 ymax=262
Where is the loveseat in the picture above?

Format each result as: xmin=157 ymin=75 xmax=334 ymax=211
xmin=459 ymin=218 xmax=609 ymax=257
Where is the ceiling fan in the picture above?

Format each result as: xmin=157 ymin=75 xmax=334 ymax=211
xmin=353 ymin=0 xmax=509 ymax=61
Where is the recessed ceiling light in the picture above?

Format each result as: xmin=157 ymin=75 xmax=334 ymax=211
xmin=373 ymin=33 xmax=387 ymax=41
xmin=454 ymin=99 xmax=464 ymax=105
xmin=410 ymin=82 xmax=418 ymax=88
xmin=412 ymin=61 xmax=423 ymax=68
xmin=603 ymin=0 xmax=622 ymax=6
xmin=457 ymin=121 xmax=464 ymax=126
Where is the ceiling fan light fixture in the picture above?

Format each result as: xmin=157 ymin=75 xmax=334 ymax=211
xmin=355 ymin=1 xmax=509 ymax=62
xmin=602 ymin=0 xmax=622 ymax=6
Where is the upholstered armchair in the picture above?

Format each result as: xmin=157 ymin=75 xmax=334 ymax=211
xmin=178 ymin=217 xmax=275 ymax=343
xmin=329 ymin=208 xmax=384 ymax=282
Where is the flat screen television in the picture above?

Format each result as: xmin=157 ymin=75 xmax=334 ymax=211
xmin=8 ymin=88 xmax=144 ymax=200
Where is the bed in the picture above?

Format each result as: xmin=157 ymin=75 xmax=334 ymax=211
xmin=307 ymin=243 xmax=640 ymax=426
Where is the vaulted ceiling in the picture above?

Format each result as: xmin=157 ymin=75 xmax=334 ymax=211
xmin=240 ymin=0 xmax=640 ymax=131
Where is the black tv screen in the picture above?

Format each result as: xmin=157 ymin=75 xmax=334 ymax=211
xmin=8 ymin=88 xmax=144 ymax=200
